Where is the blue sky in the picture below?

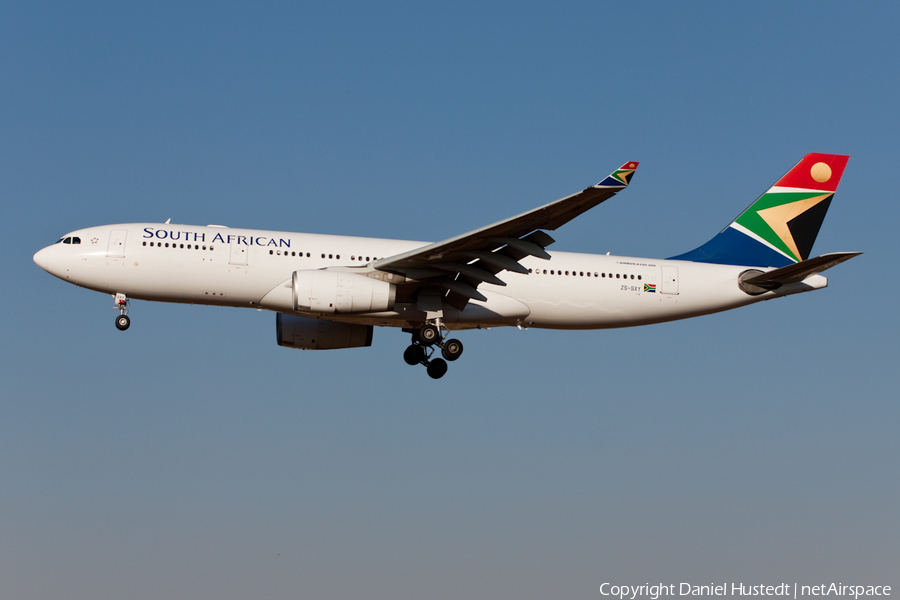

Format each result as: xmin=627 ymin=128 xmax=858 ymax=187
xmin=2 ymin=2 xmax=898 ymax=599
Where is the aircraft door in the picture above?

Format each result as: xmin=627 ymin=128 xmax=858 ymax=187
xmin=661 ymin=265 xmax=679 ymax=294
xmin=107 ymin=229 xmax=127 ymax=258
xmin=230 ymin=239 xmax=248 ymax=265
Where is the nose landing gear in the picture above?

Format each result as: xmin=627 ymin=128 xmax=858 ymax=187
xmin=113 ymin=293 xmax=130 ymax=331
xmin=403 ymin=320 xmax=464 ymax=379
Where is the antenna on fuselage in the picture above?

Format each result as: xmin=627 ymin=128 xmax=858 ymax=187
xmin=165 ymin=218 xmax=171 ymax=224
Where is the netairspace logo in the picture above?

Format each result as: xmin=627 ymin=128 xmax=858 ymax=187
xmin=599 ymin=583 xmax=892 ymax=600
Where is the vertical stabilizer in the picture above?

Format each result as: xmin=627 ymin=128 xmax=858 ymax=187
xmin=670 ymin=154 xmax=849 ymax=267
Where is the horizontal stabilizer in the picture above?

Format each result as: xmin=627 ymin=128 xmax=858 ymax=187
xmin=742 ymin=252 xmax=861 ymax=289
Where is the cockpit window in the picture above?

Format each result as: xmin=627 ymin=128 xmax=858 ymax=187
xmin=63 ymin=237 xmax=72 ymax=244
xmin=55 ymin=238 xmax=64 ymax=244
xmin=72 ymin=237 xmax=81 ymax=244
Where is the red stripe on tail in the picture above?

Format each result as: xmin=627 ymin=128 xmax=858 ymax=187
xmin=774 ymin=153 xmax=849 ymax=192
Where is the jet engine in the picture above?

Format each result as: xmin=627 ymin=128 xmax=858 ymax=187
xmin=292 ymin=270 xmax=396 ymax=314
xmin=276 ymin=313 xmax=373 ymax=350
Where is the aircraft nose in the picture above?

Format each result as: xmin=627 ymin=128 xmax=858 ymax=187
xmin=33 ymin=246 xmax=59 ymax=275
xmin=34 ymin=246 xmax=50 ymax=270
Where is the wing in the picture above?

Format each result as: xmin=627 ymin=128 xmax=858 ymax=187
xmin=372 ymin=161 xmax=639 ymax=309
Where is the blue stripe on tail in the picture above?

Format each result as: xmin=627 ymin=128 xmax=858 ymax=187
xmin=668 ymin=227 xmax=794 ymax=268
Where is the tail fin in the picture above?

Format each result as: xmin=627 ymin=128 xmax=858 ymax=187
xmin=670 ymin=153 xmax=850 ymax=267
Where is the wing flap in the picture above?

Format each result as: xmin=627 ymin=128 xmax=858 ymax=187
xmin=461 ymin=250 xmax=531 ymax=274
xmin=435 ymin=263 xmax=506 ymax=286
xmin=490 ymin=236 xmax=552 ymax=260
xmin=438 ymin=279 xmax=488 ymax=302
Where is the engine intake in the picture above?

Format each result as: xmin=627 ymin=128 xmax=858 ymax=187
xmin=276 ymin=313 xmax=373 ymax=350
xmin=292 ymin=270 xmax=396 ymax=314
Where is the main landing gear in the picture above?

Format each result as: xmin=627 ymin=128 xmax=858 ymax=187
xmin=403 ymin=321 xmax=463 ymax=379
xmin=113 ymin=293 xmax=130 ymax=331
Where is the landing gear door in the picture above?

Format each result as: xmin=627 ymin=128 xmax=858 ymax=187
xmin=661 ymin=265 xmax=679 ymax=294
xmin=230 ymin=239 xmax=248 ymax=265
xmin=107 ymin=229 xmax=127 ymax=258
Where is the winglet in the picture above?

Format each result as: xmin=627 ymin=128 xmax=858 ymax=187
xmin=595 ymin=161 xmax=639 ymax=188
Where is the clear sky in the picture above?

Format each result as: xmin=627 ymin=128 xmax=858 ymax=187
xmin=2 ymin=2 xmax=898 ymax=599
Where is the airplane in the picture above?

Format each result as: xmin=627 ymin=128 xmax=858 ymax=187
xmin=33 ymin=153 xmax=860 ymax=379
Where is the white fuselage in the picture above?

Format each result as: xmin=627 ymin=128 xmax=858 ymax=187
xmin=33 ymin=223 xmax=826 ymax=331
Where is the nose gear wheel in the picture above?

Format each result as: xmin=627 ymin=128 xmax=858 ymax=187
xmin=113 ymin=293 xmax=131 ymax=331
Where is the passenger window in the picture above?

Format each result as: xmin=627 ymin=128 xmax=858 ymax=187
xmin=366 ymin=256 xmax=370 ymax=261
xmin=336 ymin=254 xmax=340 ymax=259
xmin=203 ymin=246 xmax=207 ymax=250
xmin=269 ymin=250 xmax=273 ymax=255
xmin=143 ymin=241 xmax=147 ymax=246
xmin=637 ymin=275 xmax=641 ymax=280
xmin=631 ymin=274 xmax=634 ymax=279
xmin=180 ymin=244 xmax=184 ymax=248
xmin=616 ymin=274 xmax=620 ymax=279
xmin=321 ymin=253 xmax=325 ymax=258
xmin=580 ymin=271 xmax=584 ymax=276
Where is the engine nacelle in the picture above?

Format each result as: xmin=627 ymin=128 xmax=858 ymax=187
xmin=292 ymin=270 xmax=396 ymax=314
xmin=276 ymin=313 xmax=373 ymax=350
